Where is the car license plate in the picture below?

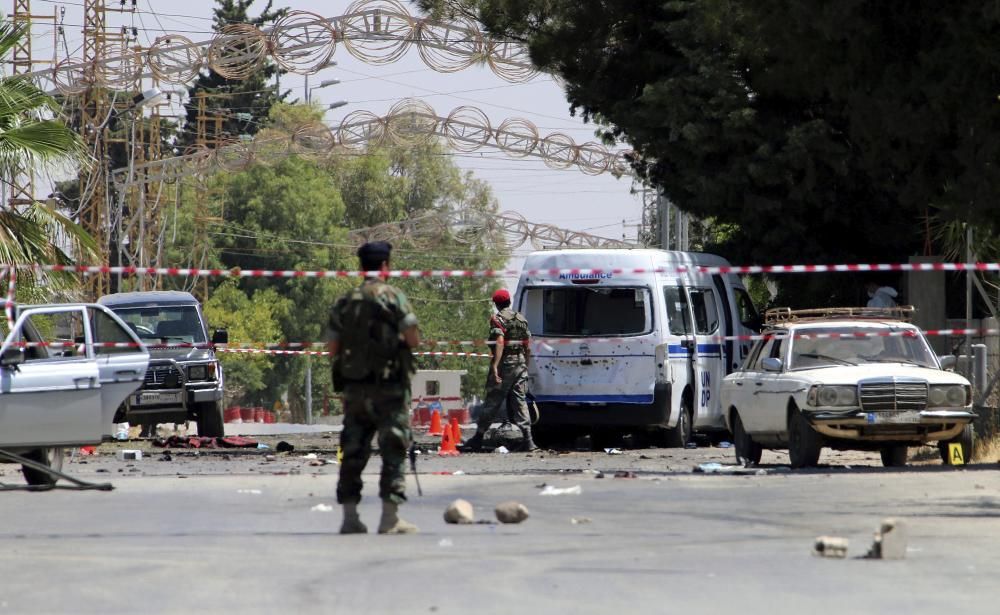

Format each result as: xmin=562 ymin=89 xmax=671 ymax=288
xmin=133 ymin=391 xmax=182 ymax=406
xmin=866 ymin=411 xmax=922 ymax=424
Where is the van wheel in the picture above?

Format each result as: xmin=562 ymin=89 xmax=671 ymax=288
xmin=879 ymin=445 xmax=908 ymax=467
xmin=788 ymin=406 xmax=822 ymax=468
xmin=21 ymin=447 xmax=64 ymax=486
xmin=664 ymin=398 xmax=692 ymax=448
xmin=196 ymin=401 xmax=225 ymax=438
xmin=732 ymin=411 xmax=762 ymax=467
xmin=939 ymin=424 xmax=974 ymax=465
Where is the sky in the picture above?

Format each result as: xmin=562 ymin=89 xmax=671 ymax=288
xmin=15 ymin=0 xmax=646 ymax=269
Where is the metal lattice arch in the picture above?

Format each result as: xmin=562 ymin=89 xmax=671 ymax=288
xmin=111 ymin=99 xmax=633 ymax=189
xmin=30 ymin=3 xmax=539 ymax=94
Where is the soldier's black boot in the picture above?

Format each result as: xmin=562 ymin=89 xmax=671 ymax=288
xmin=459 ymin=431 xmax=485 ymax=452
xmin=519 ymin=427 xmax=540 ymax=452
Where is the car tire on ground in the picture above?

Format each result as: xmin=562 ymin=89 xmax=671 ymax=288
xmin=732 ymin=411 xmax=762 ymax=467
xmin=939 ymin=424 xmax=975 ymax=465
xmin=196 ymin=401 xmax=225 ymax=438
xmin=664 ymin=397 xmax=692 ymax=449
xmin=879 ymin=444 xmax=908 ymax=467
xmin=21 ymin=447 xmax=64 ymax=486
xmin=787 ymin=406 xmax=822 ymax=468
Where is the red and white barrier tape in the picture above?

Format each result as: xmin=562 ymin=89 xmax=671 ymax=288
xmin=29 ymin=261 xmax=1000 ymax=279
xmin=7 ymin=328 xmax=995 ymax=353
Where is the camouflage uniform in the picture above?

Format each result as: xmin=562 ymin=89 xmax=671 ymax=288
xmin=328 ymin=278 xmax=418 ymax=505
xmin=476 ymin=307 xmax=532 ymax=436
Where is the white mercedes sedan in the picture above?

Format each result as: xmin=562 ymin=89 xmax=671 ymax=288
xmin=721 ymin=308 xmax=975 ymax=468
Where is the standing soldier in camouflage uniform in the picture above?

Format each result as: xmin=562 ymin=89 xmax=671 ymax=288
xmin=328 ymin=241 xmax=421 ymax=535
xmin=461 ymin=288 xmax=538 ymax=452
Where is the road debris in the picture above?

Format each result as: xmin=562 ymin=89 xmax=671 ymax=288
xmin=864 ymin=518 xmax=907 ymax=560
xmin=310 ymin=503 xmax=334 ymax=512
xmin=116 ymin=450 xmax=143 ymax=461
xmin=571 ymin=517 xmax=592 ymax=525
xmin=237 ymin=489 xmax=262 ymax=495
xmin=813 ymin=536 xmax=849 ymax=558
xmin=276 ymin=441 xmax=295 ymax=453
xmin=495 ymin=501 xmax=530 ymax=524
xmin=444 ymin=499 xmax=475 ymax=524
xmin=438 ymin=538 xmax=454 ymax=548
xmin=302 ymin=453 xmax=318 ymax=460
xmin=693 ymin=462 xmax=763 ymax=475
xmin=604 ymin=448 xmax=623 ymax=455
xmin=539 ymin=485 xmax=582 ymax=496
xmin=495 ymin=446 xmax=510 ymax=454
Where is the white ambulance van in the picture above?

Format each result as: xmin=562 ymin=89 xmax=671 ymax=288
xmin=514 ymin=249 xmax=761 ymax=446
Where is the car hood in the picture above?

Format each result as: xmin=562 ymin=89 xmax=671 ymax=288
xmin=147 ymin=346 xmax=214 ymax=363
xmin=786 ymin=364 xmax=970 ymax=385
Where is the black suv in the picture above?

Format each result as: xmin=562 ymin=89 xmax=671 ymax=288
xmin=98 ymin=291 xmax=228 ymax=437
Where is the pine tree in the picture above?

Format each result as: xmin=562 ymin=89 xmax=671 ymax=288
xmin=179 ymin=0 xmax=287 ymax=149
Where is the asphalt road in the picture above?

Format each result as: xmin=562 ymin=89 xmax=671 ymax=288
xmin=1 ymin=430 xmax=999 ymax=614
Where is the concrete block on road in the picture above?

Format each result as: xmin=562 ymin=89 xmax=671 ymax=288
xmin=444 ymin=499 xmax=475 ymax=524
xmin=495 ymin=501 xmax=530 ymax=524
xmin=867 ymin=518 xmax=907 ymax=560
xmin=813 ymin=536 xmax=849 ymax=558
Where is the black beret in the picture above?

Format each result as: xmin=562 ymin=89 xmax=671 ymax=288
xmin=357 ymin=241 xmax=392 ymax=261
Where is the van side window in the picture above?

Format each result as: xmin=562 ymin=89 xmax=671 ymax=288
xmin=734 ymin=288 xmax=761 ymax=330
xmin=663 ymin=287 xmax=691 ymax=336
xmin=689 ymin=289 xmax=720 ymax=334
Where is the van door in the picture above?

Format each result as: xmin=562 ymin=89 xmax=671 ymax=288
xmin=688 ymin=287 xmax=725 ymax=428
xmin=662 ymin=285 xmax=694 ymax=421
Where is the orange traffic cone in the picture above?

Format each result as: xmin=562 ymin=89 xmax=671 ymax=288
xmin=438 ymin=422 xmax=459 ymax=456
xmin=449 ymin=417 xmax=461 ymax=445
xmin=428 ymin=409 xmax=443 ymax=435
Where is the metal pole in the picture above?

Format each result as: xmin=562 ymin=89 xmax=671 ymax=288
xmin=305 ymin=354 xmax=313 ymax=425
xmin=657 ymin=189 xmax=669 ymax=250
xmin=966 ymin=225 xmax=973 ymax=377
xmin=304 ymin=73 xmax=309 ymax=103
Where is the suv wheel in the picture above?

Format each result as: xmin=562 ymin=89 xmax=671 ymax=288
xmin=196 ymin=401 xmax=225 ymax=438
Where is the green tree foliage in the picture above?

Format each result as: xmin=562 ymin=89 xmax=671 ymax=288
xmin=166 ymin=103 xmax=507 ymax=412
xmin=203 ymin=280 xmax=291 ymax=403
xmin=178 ymin=0 xmax=287 ymax=149
xmin=421 ymin=0 xmax=1000 ymax=304
xmin=0 ymin=22 xmax=95 ymax=283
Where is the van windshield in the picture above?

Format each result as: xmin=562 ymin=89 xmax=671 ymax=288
xmin=527 ymin=287 xmax=651 ymax=336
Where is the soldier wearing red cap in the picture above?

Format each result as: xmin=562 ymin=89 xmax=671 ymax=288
xmin=461 ymin=287 xmax=538 ymax=452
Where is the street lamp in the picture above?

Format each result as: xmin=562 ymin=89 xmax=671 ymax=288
xmin=304 ymin=63 xmax=340 ymax=103
xmin=326 ymin=100 xmax=348 ymax=111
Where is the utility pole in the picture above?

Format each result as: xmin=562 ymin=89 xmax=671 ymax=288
xmin=8 ymin=0 xmax=57 ymax=211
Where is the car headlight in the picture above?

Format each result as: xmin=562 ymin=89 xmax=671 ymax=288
xmin=929 ymin=385 xmax=969 ymax=407
xmin=807 ymin=385 xmax=858 ymax=407
xmin=187 ymin=364 xmax=208 ymax=380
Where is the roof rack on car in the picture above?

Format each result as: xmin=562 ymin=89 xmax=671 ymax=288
xmin=764 ymin=306 xmax=916 ymax=325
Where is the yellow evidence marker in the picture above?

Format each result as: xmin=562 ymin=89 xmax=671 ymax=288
xmin=948 ymin=443 xmax=965 ymax=465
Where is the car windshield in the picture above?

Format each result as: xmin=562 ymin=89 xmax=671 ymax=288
xmin=789 ymin=326 xmax=937 ymax=369
xmin=111 ymin=305 xmax=206 ymax=344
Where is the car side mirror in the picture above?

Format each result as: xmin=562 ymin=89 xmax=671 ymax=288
xmin=938 ymin=355 xmax=957 ymax=370
xmin=1 ymin=346 xmax=24 ymax=369
xmin=211 ymin=329 xmax=229 ymax=345
xmin=761 ymin=357 xmax=783 ymax=372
